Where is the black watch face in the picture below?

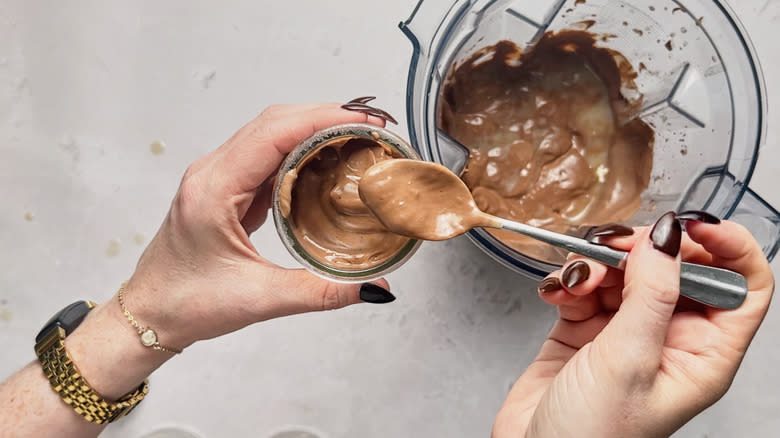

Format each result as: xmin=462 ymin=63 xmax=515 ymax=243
xmin=35 ymin=301 xmax=93 ymax=343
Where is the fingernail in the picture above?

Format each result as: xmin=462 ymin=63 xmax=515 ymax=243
xmin=360 ymin=283 xmax=395 ymax=304
xmin=561 ymin=261 xmax=590 ymax=288
xmin=585 ymin=223 xmax=635 ymax=243
xmin=650 ymin=212 xmax=682 ymax=257
xmin=676 ymin=210 xmax=721 ymax=224
xmin=341 ymin=99 xmax=398 ymax=125
xmin=347 ymin=96 xmax=376 ymax=104
xmin=538 ymin=277 xmax=563 ymax=294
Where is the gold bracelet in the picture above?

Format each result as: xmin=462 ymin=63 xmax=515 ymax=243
xmin=118 ymin=282 xmax=182 ymax=354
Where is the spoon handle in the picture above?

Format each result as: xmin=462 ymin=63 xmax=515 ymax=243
xmin=490 ymin=216 xmax=748 ymax=310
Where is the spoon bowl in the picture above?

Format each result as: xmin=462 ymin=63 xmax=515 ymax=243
xmin=359 ymin=159 xmax=486 ymax=241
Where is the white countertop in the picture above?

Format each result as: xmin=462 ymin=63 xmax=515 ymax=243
xmin=1 ymin=1 xmax=778 ymax=437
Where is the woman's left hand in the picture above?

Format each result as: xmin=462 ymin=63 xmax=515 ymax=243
xmin=124 ymin=102 xmax=394 ymax=351
xmin=74 ymin=103 xmax=395 ymax=399
xmin=0 ymin=103 xmax=398 ymax=437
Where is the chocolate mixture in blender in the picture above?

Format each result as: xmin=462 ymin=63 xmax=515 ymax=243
xmin=440 ymin=30 xmax=655 ymax=263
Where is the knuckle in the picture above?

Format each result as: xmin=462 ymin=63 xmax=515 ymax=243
xmin=319 ymin=282 xmax=343 ymax=311
xmin=242 ymin=121 xmax=273 ymax=146
xmin=645 ymin=279 xmax=679 ymax=307
xmin=173 ymin=165 xmax=208 ymax=225
xmin=175 ymin=181 xmax=195 ymax=211
xmin=729 ymin=223 xmax=754 ymax=254
xmin=260 ymin=104 xmax=285 ymax=118
xmin=181 ymin=154 xmax=211 ymax=182
xmin=179 ymin=167 xmax=201 ymax=202
xmin=181 ymin=162 xmax=198 ymax=182
xmin=625 ymin=277 xmax=678 ymax=319
xmin=628 ymin=267 xmax=679 ymax=304
xmin=730 ymin=222 xmax=751 ymax=239
xmin=719 ymin=221 xmax=764 ymax=263
xmin=491 ymin=408 xmax=515 ymax=438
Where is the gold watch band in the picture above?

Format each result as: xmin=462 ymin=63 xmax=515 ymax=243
xmin=35 ymin=326 xmax=149 ymax=424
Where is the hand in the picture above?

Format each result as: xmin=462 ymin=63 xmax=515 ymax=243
xmin=0 ymin=103 xmax=399 ymax=437
xmin=71 ymin=103 xmax=396 ymax=399
xmin=123 ymin=102 xmax=395 ymax=351
xmin=492 ymin=214 xmax=774 ymax=437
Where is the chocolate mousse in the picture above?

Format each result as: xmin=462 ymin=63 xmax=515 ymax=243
xmin=279 ymin=136 xmax=411 ymax=270
xmin=439 ymin=30 xmax=654 ymax=263
xmin=359 ymin=159 xmax=487 ymax=241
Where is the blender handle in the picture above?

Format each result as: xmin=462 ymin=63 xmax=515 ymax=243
xmin=399 ymin=0 xmax=464 ymax=55
xmin=491 ymin=217 xmax=748 ymax=310
xmin=727 ymin=187 xmax=780 ymax=262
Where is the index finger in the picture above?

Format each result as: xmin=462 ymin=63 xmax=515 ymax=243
xmin=686 ymin=221 xmax=774 ymax=291
xmin=686 ymin=221 xmax=774 ymax=352
xmin=220 ymin=103 xmax=388 ymax=193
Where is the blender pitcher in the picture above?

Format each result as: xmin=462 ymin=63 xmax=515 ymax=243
xmin=400 ymin=0 xmax=780 ymax=278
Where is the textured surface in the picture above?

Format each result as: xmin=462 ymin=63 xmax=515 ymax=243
xmin=0 ymin=1 xmax=778 ymax=437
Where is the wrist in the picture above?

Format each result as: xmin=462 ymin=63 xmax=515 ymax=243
xmin=123 ymin=271 xmax=200 ymax=350
xmin=64 ymin=296 xmax=174 ymax=401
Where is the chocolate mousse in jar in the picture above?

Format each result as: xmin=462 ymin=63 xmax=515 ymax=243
xmin=273 ymin=123 xmax=422 ymax=283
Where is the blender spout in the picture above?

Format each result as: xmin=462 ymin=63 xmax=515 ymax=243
xmin=680 ymin=167 xmax=780 ymax=262
xmin=730 ymin=187 xmax=780 ymax=261
xmin=399 ymin=0 xmax=473 ymax=56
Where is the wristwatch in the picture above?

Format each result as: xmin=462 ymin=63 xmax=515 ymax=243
xmin=35 ymin=300 xmax=149 ymax=424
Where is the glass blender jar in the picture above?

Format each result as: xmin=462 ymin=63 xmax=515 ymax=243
xmin=400 ymin=0 xmax=779 ymax=278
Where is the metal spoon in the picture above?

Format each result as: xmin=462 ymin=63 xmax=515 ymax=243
xmin=358 ymin=159 xmax=748 ymax=310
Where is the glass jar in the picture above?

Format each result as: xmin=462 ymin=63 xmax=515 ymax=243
xmin=272 ymin=123 xmax=422 ymax=283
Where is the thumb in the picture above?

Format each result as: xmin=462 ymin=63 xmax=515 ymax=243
xmin=263 ymin=268 xmax=394 ymax=317
xmin=601 ymin=212 xmax=682 ymax=373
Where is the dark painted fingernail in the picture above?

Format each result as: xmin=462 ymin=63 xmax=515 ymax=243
xmin=347 ymin=96 xmax=376 ymax=104
xmin=676 ymin=210 xmax=721 ymax=224
xmin=360 ymin=283 xmax=395 ymax=304
xmin=538 ymin=277 xmax=563 ymax=294
xmin=341 ymin=100 xmax=398 ymax=125
xmin=585 ymin=223 xmax=635 ymax=243
xmin=650 ymin=212 xmax=682 ymax=257
xmin=561 ymin=261 xmax=590 ymax=288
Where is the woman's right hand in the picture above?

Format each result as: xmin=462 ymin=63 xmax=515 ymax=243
xmin=493 ymin=216 xmax=774 ymax=438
